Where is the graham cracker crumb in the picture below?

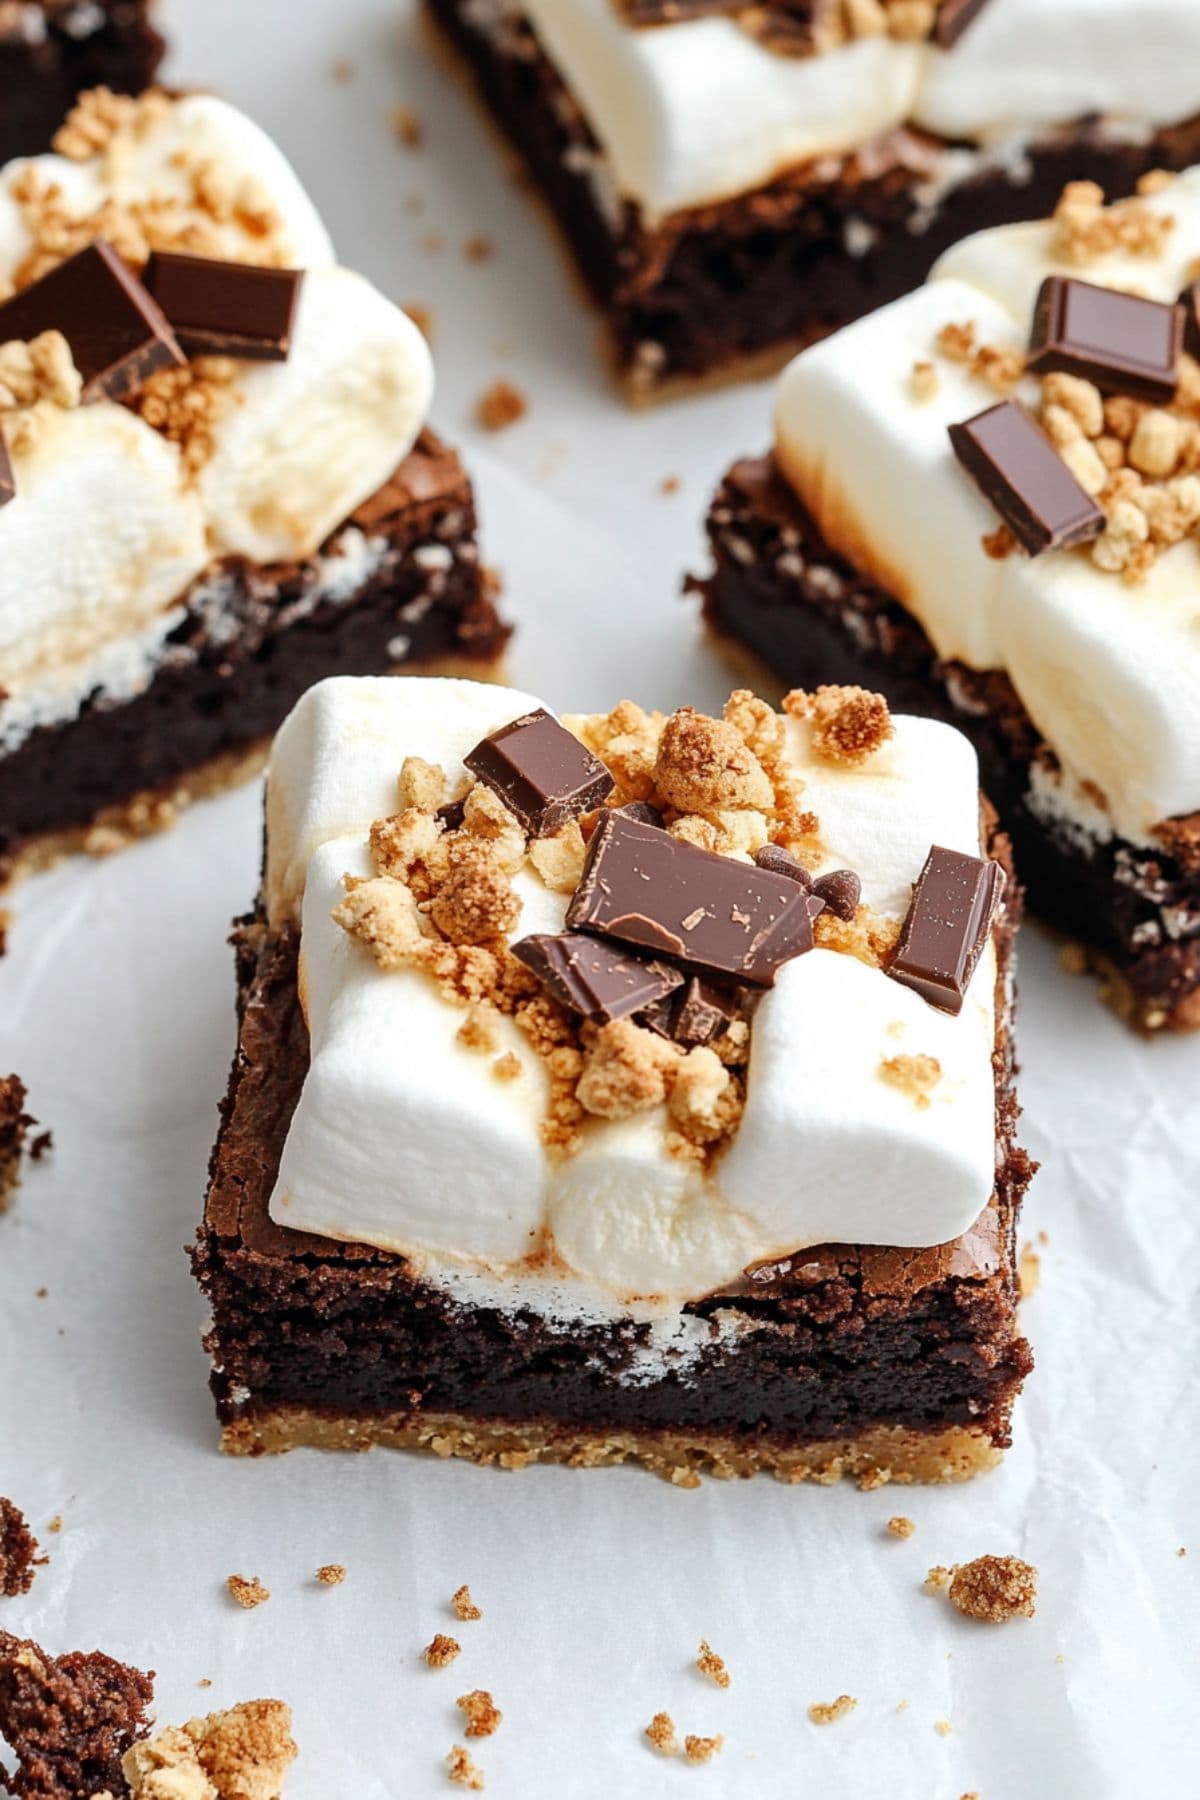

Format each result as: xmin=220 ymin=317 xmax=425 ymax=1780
xmin=814 ymin=903 xmax=900 ymax=971
xmin=447 ymin=1744 xmax=484 ymax=1789
xmin=1052 ymin=179 xmax=1173 ymax=266
xmin=52 ymin=85 xmax=170 ymax=160
xmin=315 ymin=1564 xmax=345 ymax=1587
xmin=935 ymin=1718 xmax=954 ymax=1737
xmin=1018 ymin=1243 xmax=1041 ymax=1300
xmin=528 ymin=820 xmax=586 ymax=893
xmin=934 ymin=320 xmax=1024 ymax=393
xmin=654 ymin=707 xmax=774 ymax=815
xmin=887 ymin=1515 xmax=916 ymax=1540
xmin=684 ymin=1734 xmax=724 ymax=1764
xmin=0 ymin=331 xmax=82 ymax=412
xmin=457 ymin=1003 xmax=503 ymax=1055
xmin=464 ymin=235 xmax=493 ymax=263
xmin=924 ymin=1566 xmax=954 ymax=1591
xmin=131 ymin=357 xmax=240 ymax=476
xmin=226 ymin=1574 xmax=270 ymax=1610
xmin=456 ymin=1690 xmax=501 ymax=1738
xmin=808 ymin=1695 xmax=857 ymax=1726
xmin=428 ymin=844 xmax=521 ymax=946
xmin=786 ymin=685 xmax=893 ymax=766
xmin=982 ymin=524 xmax=1016 ymax=560
xmin=660 ymin=474 xmax=681 ymax=495
xmin=391 ymin=105 xmax=424 ymax=148
xmin=857 ymin=1465 xmax=892 ymax=1492
xmin=122 ymin=1699 xmax=297 ymax=1799
xmin=576 ymin=1019 xmax=675 ymax=1121
xmin=492 ymin=1052 xmax=522 ymax=1083
xmin=47 ymin=1514 xmax=62 ymax=1534
xmin=475 ymin=379 xmax=527 ymax=431
xmin=910 ymin=359 xmax=939 ymax=402
xmin=424 ymin=1635 xmax=462 ymax=1669
xmin=695 ymin=1640 xmax=730 ymax=1689
xmin=645 ymin=1712 xmax=678 ymax=1757
xmin=0 ymin=1498 xmax=42 ymax=1597
xmin=452 ymin=1585 xmax=482 ymax=1621
xmin=406 ymin=302 xmax=435 ymax=344
xmin=947 ymin=1556 xmax=1038 ymax=1624
xmin=330 ymin=57 xmax=355 ymax=83
xmin=199 ymin=1678 xmax=212 ymax=1688
xmin=879 ymin=1053 xmax=942 ymax=1110
xmin=334 ymin=876 xmax=426 ymax=967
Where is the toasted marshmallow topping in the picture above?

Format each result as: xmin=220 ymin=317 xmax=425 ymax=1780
xmin=774 ymin=171 xmax=1200 ymax=843
xmin=497 ymin=0 xmax=1200 ymax=222
xmin=0 ymin=94 xmax=433 ymax=752
xmin=265 ymin=677 xmax=999 ymax=1311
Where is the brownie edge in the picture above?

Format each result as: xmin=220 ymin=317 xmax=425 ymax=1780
xmin=0 ymin=2 xmax=165 ymax=165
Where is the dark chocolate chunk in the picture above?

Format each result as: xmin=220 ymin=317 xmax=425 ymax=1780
xmin=513 ymin=932 xmax=682 ymax=1025
xmin=0 ymin=240 xmax=184 ymax=402
xmin=143 ymin=252 xmax=303 ymax=360
xmin=615 ymin=800 xmax=665 ymax=829
xmin=811 ymin=867 xmax=861 ymax=921
xmin=1027 ymin=275 xmax=1183 ymax=402
xmin=567 ymin=811 xmax=824 ymax=987
xmin=637 ymin=976 xmax=745 ymax=1048
xmin=436 ymin=799 xmax=467 ymax=832
xmin=465 ymin=708 xmax=615 ymax=836
xmin=948 ymin=399 xmax=1105 ymax=557
xmin=753 ymin=843 xmax=813 ymax=887
xmin=888 ymin=844 xmax=1005 ymax=1014
xmin=0 ymin=430 xmax=13 ymax=511
xmin=932 ymin=0 xmax=992 ymax=49
xmin=1180 ymin=281 xmax=1200 ymax=358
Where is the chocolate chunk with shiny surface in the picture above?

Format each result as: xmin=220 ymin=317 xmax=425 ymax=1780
xmin=465 ymin=708 xmax=615 ymax=836
xmin=948 ymin=399 xmax=1105 ymax=556
xmin=0 ymin=432 xmax=13 ymax=510
xmin=812 ymin=867 xmax=861 ymax=921
xmin=889 ymin=845 xmax=1005 ymax=1014
xmin=637 ymin=976 xmax=744 ymax=1047
xmin=932 ymin=0 xmax=992 ymax=48
xmin=1027 ymin=275 xmax=1183 ymax=402
xmin=753 ymin=843 xmax=813 ymax=887
xmin=567 ymin=811 xmax=824 ymax=986
xmin=1180 ymin=281 xmax=1200 ymax=358
xmin=143 ymin=252 xmax=303 ymax=360
xmin=615 ymin=800 xmax=665 ymax=829
xmin=0 ymin=240 xmax=183 ymax=402
xmin=513 ymin=932 xmax=682 ymax=1025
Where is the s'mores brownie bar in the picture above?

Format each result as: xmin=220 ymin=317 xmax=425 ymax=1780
xmin=428 ymin=0 xmax=1200 ymax=401
xmin=0 ymin=4 xmax=164 ymax=164
xmin=0 ymin=91 xmax=506 ymax=889
xmin=693 ymin=169 xmax=1200 ymax=1029
xmin=193 ymin=676 xmax=1033 ymax=1486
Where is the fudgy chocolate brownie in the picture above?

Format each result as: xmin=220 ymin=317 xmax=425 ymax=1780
xmin=0 ymin=2 xmax=164 ymax=164
xmin=0 ymin=1629 xmax=154 ymax=1800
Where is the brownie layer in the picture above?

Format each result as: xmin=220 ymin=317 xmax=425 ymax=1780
xmin=0 ymin=2 xmax=164 ymax=164
xmin=692 ymin=455 xmax=1200 ymax=1031
xmin=427 ymin=0 xmax=1200 ymax=398
xmin=0 ymin=432 xmax=508 ymax=886
xmin=192 ymin=851 xmax=1033 ymax=1484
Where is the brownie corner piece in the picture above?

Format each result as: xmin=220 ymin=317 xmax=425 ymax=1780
xmin=0 ymin=3 xmax=165 ymax=165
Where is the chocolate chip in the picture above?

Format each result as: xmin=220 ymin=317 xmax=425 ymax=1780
xmin=0 ymin=240 xmax=184 ymax=402
xmin=143 ymin=252 xmax=303 ymax=361
xmin=567 ymin=811 xmax=824 ymax=987
xmin=888 ymin=845 xmax=1005 ymax=1014
xmin=1027 ymin=275 xmax=1183 ymax=403
xmin=811 ymin=868 xmax=861 ymax=921
xmin=512 ymin=933 xmax=683 ymax=1025
xmin=464 ymin=708 xmax=615 ymax=837
xmin=932 ymin=0 xmax=992 ymax=48
xmin=753 ymin=844 xmax=813 ymax=888
xmin=436 ymin=800 xmax=466 ymax=832
xmin=948 ymin=399 xmax=1105 ymax=557
xmin=0 ymin=430 xmax=13 ymax=510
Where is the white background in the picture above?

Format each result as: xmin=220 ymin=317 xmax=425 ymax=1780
xmin=2 ymin=2 xmax=1198 ymax=1794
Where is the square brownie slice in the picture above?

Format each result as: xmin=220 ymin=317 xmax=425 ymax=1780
xmin=691 ymin=170 xmax=1200 ymax=1029
xmin=0 ymin=91 xmax=508 ymax=889
xmin=427 ymin=0 xmax=1200 ymax=400
xmin=193 ymin=676 xmax=1033 ymax=1487
xmin=0 ymin=2 xmax=164 ymax=165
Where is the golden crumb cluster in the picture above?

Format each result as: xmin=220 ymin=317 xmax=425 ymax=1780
xmin=456 ymin=1690 xmax=502 ymax=1738
xmin=0 ymin=332 xmax=81 ymax=414
xmin=947 ymin=1555 xmax=1039 ymax=1623
xmin=424 ymin=1633 xmax=462 ymax=1669
xmin=934 ymin=319 xmax=1025 ymax=397
xmin=452 ymin=1584 xmax=482 ymax=1621
xmin=225 ymin=1573 xmax=270 ymax=1610
xmin=335 ymin=691 xmax=899 ymax=1168
xmin=808 ymin=1694 xmax=858 ymax=1725
xmin=1052 ymin=177 xmax=1175 ymax=268
xmin=121 ymin=1699 xmax=296 ymax=1799
xmin=695 ymin=1639 xmax=731 ymax=1688
xmin=446 ymin=1744 xmax=485 ymax=1790
xmin=879 ymin=1053 xmax=943 ymax=1111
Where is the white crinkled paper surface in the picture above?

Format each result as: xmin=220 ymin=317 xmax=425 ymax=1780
xmin=1 ymin=2 xmax=1197 ymax=1794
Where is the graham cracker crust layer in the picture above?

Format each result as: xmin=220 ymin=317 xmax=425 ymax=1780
xmin=220 ymin=1406 xmax=1002 ymax=1489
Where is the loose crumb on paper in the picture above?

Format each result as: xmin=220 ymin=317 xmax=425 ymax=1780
xmin=696 ymin=1640 xmax=731 ymax=1688
xmin=935 ymin=1718 xmax=955 ymax=1737
xmin=887 ymin=1515 xmax=916 ymax=1540
xmin=924 ymin=1565 xmax=954 ymax=1592
xmin=645 ymin=1712 xmax=678 ymax=1756
xmin=315 ymin=1564 xmax=346 ymax=1587
xmin=456 ymin=1690 xmax=502 ymax=1738
xmin=447 ymin=1744 xmax=485 ymax=1789
xmin=391 ymin=105 xmax=424 ymax=148
xmin=808 ymin=1695 xmax=857 ymax=1725
xmin=425 ymin=1634 xmax=462 ymax=1669
xmin=0 ymin=1497 xmax=43 ymax=1596
xmin=452 ymin=1584 xmax=483 ymax=1621
xmin=948 ymin=1556 xmax=1038 ymax=1623
xmin=475 ymin=379 xmax=527 ymax=431
xmin=684 ymin=1734 xmax=724 ymax=1764
xmin=226 ymin=1573 xmax=270 ymax=1610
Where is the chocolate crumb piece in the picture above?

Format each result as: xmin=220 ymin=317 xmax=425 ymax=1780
xmin=684 ymin=1733 xmax=724 ymax=1764
xmin=644 ymin=1712 xmax=678 ymax=1757
xmin=122 ymin=1698 xmax=297 ymax=1798
xmin=0 ymin=241 xmax=184 ymax=403
xmin=466 ymin=707 xmax=614 ymax=836
xmin=447 ymin=1744 xmax=485 ymax=1789
xmin=0 ymin=1628 xmax=154 ymax=1800
xmin=808 ymin=1695 xmax=857 ymax=1726
xmin=887 ymin=1515 xmax=917 ymax=1540
xmin=456 ymin=1690 xmax=502 ymax=1738
xmin=314 ymin=1564 xmax=345 ymax=1587
xmin=812 ymin=868 xmax=861 ymax=921
xmin=424 ymin=1634 xmax=462 ymax=1669
xmin=0 ymin=1499 xmax=41 ymax=1597
xmin=889 ymin=845 xmax=1005 ymax=1015
xmin=949 ymin=398 xmax=1105 ymax=556
xmin=514 ymin=933 xmax=682 ymax=1027
xmin=452 ymin=1585 xmax=482 ymax=1622
xmin=1028 ymin=276 xmax=1183 ymax=403
xmin=226 ymin=1574 xmax=270 ymax=1610
xmin=29 ymin=1131 xmax=52 ymax=1162
xmin=475 ymin=379 xmax=527 ymax=431
xmin=947 ymin=1555 xmax=1038 ymax=1623
xmin=695 ymin=1639 xmax=730 ymax=1688
xmin=391 ymin=105 xmax=425 ymax=147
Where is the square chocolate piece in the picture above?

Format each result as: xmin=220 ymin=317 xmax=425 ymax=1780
xmin=1027 ymin=275 xmax=1184 ymax=402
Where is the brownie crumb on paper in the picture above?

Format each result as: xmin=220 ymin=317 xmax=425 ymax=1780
xmin=0 ymin=1628 xmax=154 ymax=1800
xmin=0 ymin=1498 xmax=42 ymax=1597
xmin=475 ymin=379 xmax=527 ymax=431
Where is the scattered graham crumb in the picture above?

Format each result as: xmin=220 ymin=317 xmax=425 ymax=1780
xmin=935 ymin=1719 xmax=954 ymax=1737
xmin=910 ymin=359 xmax=939 ymax=402
xmin=424 ymin=1634 xmax=462 ymax=1669
xmin=405 ymin=303 xmax=435 ymax=344
xmin=456 ymin=1690 xmax=501 ymax=1738
xmin=659 ymin=474 xmax=681 ymax=495
xmin=808 ymin=1695 xmax=857 ymax=1726
xmin=391 ymin=105 xmax=424 ymax=148
xmin=982 ymin=524 xmax=1016 ymax=559
xmin=695 ymin=1639 xmax=730 ymax=1689
xmin=447 ymin=1744 xmax=484 ymax=1790
xmin=684 ymin=1734 xmax=724 ymax=1764
xmin=645 ymin=1712 xmax=678 ymax=1757
xmin=924 ymin=1566 xmax=954 ymax=1592
xmin=452 ymin=1584 xmax=482 ymax=1621
xmin=492 ymin=1052 xmax=522 ymax=1082
xmin=464 ymin=235 xmax=493 ymax=263
xmin=34 ymin=1287 xmax=47 ymax=1299
xmin=1018 ymin=1243 xmax=1041 ymax=1300
xmin=198 ymin=1678 xmax=212 ymax=1688
xmin=896 ymin=1699 xmax=909 ymax=1714
xmin=315 ymin=1564 xmax=346 ymax=1587
xmin=226 ymin=1574 xmax=269 ymax=1610
xmin=422 ymin=231 xmax=444 ymax=254
xmin=47 ymin=1514 xmax=62 ymax=1534
xmin=330 ymin=57 xmax=355 ymax=83
xmin=887 ymin=1515 xmax=916 ymax=1540
xmin=1178 ymin=1547 xmax=1188 ymax=1558
xmin=475 ymin=379 xmax=527 ymax=431
xmin=948 ymin=1556 xmax=1038 ymax=1624
xmin=857 ymin=1465 xmax=891 ymax=1492
xmin=879 ymin=1052 xmax=942 ymax=1110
